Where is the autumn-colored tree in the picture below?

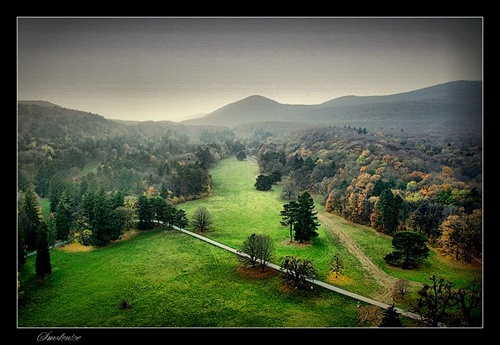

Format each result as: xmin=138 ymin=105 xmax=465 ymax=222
xmin=329 ymin=254 xmax=344 ymax=279
xmin=438 ymin=208 xmax=482 ymax=263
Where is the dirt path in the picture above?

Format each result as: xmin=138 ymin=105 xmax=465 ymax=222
xmin=317 ymin=212 xmax=399 ymax=304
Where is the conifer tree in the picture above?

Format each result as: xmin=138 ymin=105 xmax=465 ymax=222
xmin=379 ymin=304 xmax=403 ymax=327
xmin=294 ymin=191 xmax=320 ymax=242
xmin=36 ymin=222 xmax=52 ymax=280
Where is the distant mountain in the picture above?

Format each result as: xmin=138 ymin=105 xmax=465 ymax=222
xmin=181 ymin=80 xmax=482 ymax=137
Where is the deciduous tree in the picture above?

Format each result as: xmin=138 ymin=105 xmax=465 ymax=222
xmin=240 ymin=233 xmax=274 ymax=272
xmin=279 ymin=255 xmax=317 ymax=289
xmin=412 ymin=275 xmax=457 ymax=327
xmin=192 ymin=206 xmax=212 ymax=232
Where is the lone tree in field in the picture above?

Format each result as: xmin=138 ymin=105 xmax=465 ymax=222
xmin=280 ymin=191 xmax=320 ymax=243
xmin=329 ymin=254 xmax=344 ymax=279
xmin=383 ymin=231 xmax=430 ymax=269
xmin=240 ymin=233 xmax=274 ymax=272
xmin=279 ymin=255 xmax=317 ymax=290
xmin=192 ymin=206 xmax=212 ymax=232
xmin=393 ymin=278 xmax=412 ymax=300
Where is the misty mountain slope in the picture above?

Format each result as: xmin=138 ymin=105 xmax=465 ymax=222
xmin=181 ymin=95 xmax=318 ymax=127
xmin=182 ymin=80 xmax=482 ymax=138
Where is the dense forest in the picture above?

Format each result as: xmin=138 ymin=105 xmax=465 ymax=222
xmin=17 ymin=96 xmax=482 ymax=270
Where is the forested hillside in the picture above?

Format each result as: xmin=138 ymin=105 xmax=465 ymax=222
xmin=252 ymin=124 xmax=482 ymax=264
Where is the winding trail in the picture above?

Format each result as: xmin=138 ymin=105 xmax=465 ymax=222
xmin=317 ymin=212 xmax=399 ymax=305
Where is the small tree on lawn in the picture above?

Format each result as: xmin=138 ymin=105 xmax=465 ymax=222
xmin=329 ymin=254 xmax=344 ymax=279
xmin=279 ymin=255 xmax=317 ymax=290
xmin=192 ymin=206 xmax=212 ymax=232
xmin=240 ymin=233 xmax=274 ymax=272
xmin=393 ymin=278 xmax=411 ymax=300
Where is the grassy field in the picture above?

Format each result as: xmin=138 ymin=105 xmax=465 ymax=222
xmin=18 ymin=157 xmax=481 ymax=329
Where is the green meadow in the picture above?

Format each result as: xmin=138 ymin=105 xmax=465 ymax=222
xmin=17 ymin=157 xmax=481 ymax=328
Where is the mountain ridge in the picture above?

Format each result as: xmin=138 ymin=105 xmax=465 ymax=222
xmin=181 ymin=80 xmax=482 ymax=137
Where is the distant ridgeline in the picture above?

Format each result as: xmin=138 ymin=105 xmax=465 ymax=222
xmin=181 ymin=80 xmax=482 ymax=139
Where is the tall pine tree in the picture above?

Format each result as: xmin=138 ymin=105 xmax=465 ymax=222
xmin=36 ymin=222 xmax=52 ymax=280
xmin=293 ymin=192 xmax=320 ymax=242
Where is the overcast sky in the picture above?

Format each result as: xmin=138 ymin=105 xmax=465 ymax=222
xmin=17 ymin=16 xmax=483 ymax=122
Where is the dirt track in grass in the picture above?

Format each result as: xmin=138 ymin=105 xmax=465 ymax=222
xmin=317 ymin=212 xmax=399 ymax=304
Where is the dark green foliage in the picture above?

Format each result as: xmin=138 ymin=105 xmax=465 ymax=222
xmin=379 ymin=304 xmax=403 ymax=327
xmin=171 ymin=161 xmax=212 ymax=198
xmin=236 ymin=150 xmax=247 ymax=161
xmin=280 ymin=191 xmax=320 ymax=243
xmin=81 ymin=188 xmax=125 ymax=245
xmin=254 ymin=174 xmax=273 ymax=191
xmin=35 ymin=222 xmax=52 ymax=279
xmin=405 ymin=199 xmax=444 ymax=240
xmin=384 ymin=231 xmax=430 ymax=269
xmin=172 ymin=209 xmax=189 ymax=229
xmin=34 ymin=162 xmax=55 ymax=198
xmin=270 ymin=170 xmax=282 ymax=184
xmin=280 ymin=201 xmax=299 ymax=242
xmin=377 ymin=189 xmax=403 ymax=235
xmin=55 ymin=192 xmax=71 ymax=241
xmin=451 ymin=278 xmax=482 ymax=327
xmin=294 ymin=192 xmax=320 ymax=242
xmin=151 ymin=196 xmax=168 ymax=226
xmin=136 ymin=195 xmax=155 ymax=229
xmin=18 ymin=188 xmax=41 ymax=251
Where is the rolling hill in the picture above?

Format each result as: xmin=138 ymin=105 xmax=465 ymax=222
xmin=181 ymin=80 xmax=482 ymax=138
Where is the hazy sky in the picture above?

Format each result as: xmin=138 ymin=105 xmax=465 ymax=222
xmin=17 ymin=16 xmax=483 ymax=122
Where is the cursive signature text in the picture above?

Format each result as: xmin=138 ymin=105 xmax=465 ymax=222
xmin=37 ymin=331 xmax=81 ymax=342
